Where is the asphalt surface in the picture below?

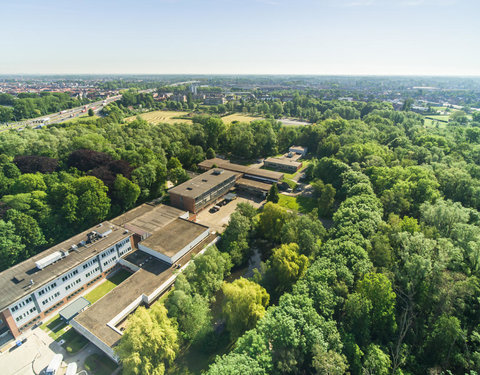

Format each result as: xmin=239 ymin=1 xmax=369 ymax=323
xmin=1 ymin=88 xmax=157 ymax=133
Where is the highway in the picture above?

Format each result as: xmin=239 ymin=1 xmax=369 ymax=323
xmin=1 ymin=95 xmax=121 ymax=133
xmin=1 ymin=82 xmax=198 ymax=133
xmin=0 ymin=88 xmax=157 ymax=133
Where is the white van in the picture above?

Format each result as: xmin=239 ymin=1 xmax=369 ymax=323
xmin=45 ymin=354 xmax=63 ymax=375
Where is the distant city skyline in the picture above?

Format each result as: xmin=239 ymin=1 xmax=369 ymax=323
xmin=1 ymin=0 xmax=478 ymax=75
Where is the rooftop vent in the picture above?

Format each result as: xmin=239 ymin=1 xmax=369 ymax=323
xmin=95 ymin=228 xmax=112 ymax=238
xmin=35 ymin=251 xmax=63 ymax=270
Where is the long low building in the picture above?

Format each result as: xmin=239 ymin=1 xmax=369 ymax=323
xmin=264 ymin=157 xmax=302 ymax=173
xmin=72 ymin=216 xmax=214 ymax=361
xmin=169 ymin=168 xmax=238 ymax=213
xmin=198 ymin=158 xmax=284 ymax=183
xmin=0 ymin=203 xmax=192 ymax=340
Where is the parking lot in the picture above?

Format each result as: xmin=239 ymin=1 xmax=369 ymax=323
xmin=196 ymin=193 xmax=264 ymax=233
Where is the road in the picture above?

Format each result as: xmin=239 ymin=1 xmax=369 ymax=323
xmin=1 ymin=88 xmax=158 ymax=133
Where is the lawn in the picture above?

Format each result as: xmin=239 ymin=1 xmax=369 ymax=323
xmin=84 ymin=269 xmax=132 ymax=304
xmin=424 ymin=118 xmax=447 ymax=128
xmin=221 ymin=113 xmax=262 ymax=123
xmin=125 ymin=110 xmax=192 ymax=125
xmin=84 ymin=353 xmax=118 ymax=375
xmin=40 ymin=314 xmax=69 ymax=340
xmin=278 ymin=194 xmax=317 ymax=214
xmin=62 ymin=115 xmax=99 ymax=124
xmin=59 ymin=328 xmax=89 ymax=354
xmin=425 ymin=115 xmax=449 ymax=122
xmin=282 ymin=160 xmax=312 ymax=180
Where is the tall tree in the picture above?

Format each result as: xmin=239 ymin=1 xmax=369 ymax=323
xmin=266 ymin=183 xmax=279 ymax=204
xmin=116 ymin=303 xmax=179 ymax=375
xmin=222 ymin=278 xmax=270 ymax=338
xmin=72 ymin=176 xmax=110 ymax=226
xmin=0 ymin=220 xmax=25 ymax=271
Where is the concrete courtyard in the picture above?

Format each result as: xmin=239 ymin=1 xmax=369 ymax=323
xmin=196 ymin=192 xmax=264 ymax=233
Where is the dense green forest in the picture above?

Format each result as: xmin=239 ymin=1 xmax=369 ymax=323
xmin=1 ymin=93 xmax=480 ymax=374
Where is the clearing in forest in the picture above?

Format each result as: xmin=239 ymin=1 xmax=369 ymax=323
xmin=125 ymin=110 xmax=192 ymax=124
xmin=221 ymin=113 xmax=262 ymax=123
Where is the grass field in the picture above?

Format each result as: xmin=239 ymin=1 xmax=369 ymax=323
xmin=60 ymin=328 xmax=89 ymax=354
xmin=283 ymin=160 xmax=312 ymax=180
xmin=62 ymin=114 xmax=99 ymax=124
xmin=424 ymin=118 xmax=447 ymax=128
xmin=40 ymin=314 xmax=69 ymax=340
xmin=221 ymin=113 xmax=262 ymax=123
xmin=426 ymin=115 xmax=449 ymax=122
xmin=84 ymin=353 xmax=118 ymax=375
xmin=125 ymin=110 xmax=192 ymax=125
xmin=84 ymin=269 xmax=132 ymax=304
xmin=278 ymin=194 xmax=317 ymax=214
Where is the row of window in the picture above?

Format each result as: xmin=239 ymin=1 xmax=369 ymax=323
xmin=38 ymin=282 xmax=57 ymax=296
xmin=82 ymin=258 xmax=98 ymax=269
xmin=116 ymin=237 xmax=131 ymax=249
xmin=103 ymin=256 xmax=117 ymax=267
xmin=42 ymin=292 xmax=60 ymax=306
xmin=101 ymin=247 xmax=116 ymax=258
xmin=61 ymin=269 xmax=79 ymax=282
xmin=15 ymin=306 xmax=37 ymax=322
xmin=44 ymin=300 xmax=64 ymax=316
xmin=11 ymin=297 xmax=33 ymax=312
xmin=65 ymin=278 xmax=82 ymax=291
xmin=67 ymin=286 xmax=85 ymax=301
xmin=85 ymin=267 xmax=100 ymax=278
xmin=119 ymin=246 xmax=132 ymax=257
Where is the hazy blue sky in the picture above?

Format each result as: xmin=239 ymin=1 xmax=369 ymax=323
xmin=0 ymin=0 xmax=478 ymax=75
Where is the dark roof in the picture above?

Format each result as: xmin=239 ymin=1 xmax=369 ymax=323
xmin=0 ymin=222 xmax=130 ymax=311
xmin=198 ymin=158 xmax=284 ymax=181
xmin=168 ymin=168 xmax=237 ymax=199
xmin=236 ymin=178 xmax=272 ymax=192
xmin=59 ymin=297 xmax=90 ymax=321
xmin=264 ymin=157 xmax=302 ymax=167
xmin=140 ymin=219 xmax=209 ymax=257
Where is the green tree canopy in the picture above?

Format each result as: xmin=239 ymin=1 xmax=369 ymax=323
xmin=222 ymin=278 xmax=270 ymax=338
xmin=116 ymin=303 xmax=179 ymax=375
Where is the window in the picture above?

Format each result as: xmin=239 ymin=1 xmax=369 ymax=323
xmin=82 ymin=258 xmax=98 ymax=269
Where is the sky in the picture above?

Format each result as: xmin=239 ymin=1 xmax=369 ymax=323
xmin=0 ymin=0 xmax=479 ymax=75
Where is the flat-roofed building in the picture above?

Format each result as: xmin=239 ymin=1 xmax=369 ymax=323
xmin=264 ymin=157 xmax=302 ymax=173
xmin=169 ymin=168 xmax=237 ymax=213
xmin=138 ymin=219 xmax=210 ymax=264
xmin=198 ymin=158 xmax=284 ymax=183
xmin=236 ymin=178 xmax=272 ymax=197
xmin=0 ymin=203 xmax=189 ymax=339
xmin=72 ymin=220 xmax=216 ymax=362
xmin=0 ymin=222 xmax=134 ymax=338
xmin=289 ymin=145 xmax=307 ymax=156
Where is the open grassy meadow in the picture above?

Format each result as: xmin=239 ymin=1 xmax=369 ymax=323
xmin=221 ymin=113 xmax=262 ymax=123
xmin=125 ymin=110 xmax=192 ymax=125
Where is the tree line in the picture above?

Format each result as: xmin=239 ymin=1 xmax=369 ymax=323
xmin=0 ymin=92 xmax=90 ymax=122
